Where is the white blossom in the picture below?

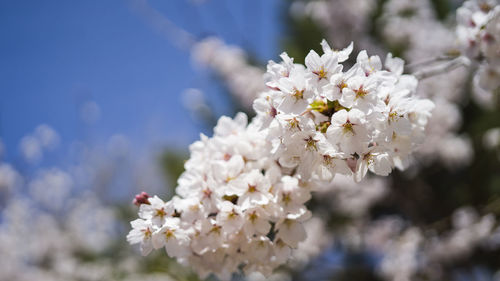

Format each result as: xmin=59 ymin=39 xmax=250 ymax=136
xmin=127 ymin=219 xmax=155 ymax=256
xmin=128 ymin=41 xmax=434 ymax=280
xmin=457 ymin=0 xmax=500 ymax=99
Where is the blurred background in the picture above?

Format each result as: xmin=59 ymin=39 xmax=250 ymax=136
xmin=1 ymin=0 xmax=500 ymax=280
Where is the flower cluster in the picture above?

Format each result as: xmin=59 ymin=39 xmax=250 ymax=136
xmin=379 ymin=0 xmax=475 ymax=168
xmin=254 ymin=40 xmax=434 ymax=183
xmin=457 ymin=0 xmax=500 ymax=101
xmin=128 ymin=114 xmax=314 ymax=280
xmin=127 ymin=41 xmax=434 ymax=280
xmin=380 ymin=0 xmax=436 ymax=49
xmin=457 ymin=0 xmax=500 ymax=60
xmin=344 ymin=207 xmax=500 ymax=281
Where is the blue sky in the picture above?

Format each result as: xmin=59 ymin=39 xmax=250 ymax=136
xmin=0 ymin=0 xmax=283 ymax=164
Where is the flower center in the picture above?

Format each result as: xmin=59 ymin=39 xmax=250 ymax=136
xmin=342 ymin=122 xmax=355 ymax=135
xmin=155 ymin=208 xmax=167 ymax=218
xmin=282 ymin=193 xmax=292 ymax=205
xmin=165 ymin=229 xmax=175 ymax=240
xmin=248 ymin=211 xmax=258 ymax=223
xmin=355 ymin=86 xmax=368 ymax=99
xmin=305 ymin=136 xmax=318 ymax=151
xmin=248 ymin=184 xmax=257 ymax=193
xmin=293 ymin=88 xmax=304 ymax=100
xmin=314 ymin=66 xmax=327 ymax=80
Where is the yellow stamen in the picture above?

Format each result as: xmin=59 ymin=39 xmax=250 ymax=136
xmin=305 ymin=136 xmax=318 ymax=151
xmin=165 ymin=229 xmax=175 ymax=240
xmin=248 ymin=184 xmax=257 ymax=193
xmin=155 ymin=208 xmax=167 ymax=218
xmin=293 ymin=88 xmax=304 ymax=100
xmin=282 ymin=193 xmax=292 ymax=205
xmin=248 ymin=211 xmax=258 ymax=223
xmin=342 ymin=122 xmax=354 ymax=135
xmin=355 ymin=86 xmax=368 ymax=99
xmin=314 ymin=66 xmax=327 ymax=80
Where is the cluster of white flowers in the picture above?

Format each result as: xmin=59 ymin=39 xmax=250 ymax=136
xmin=340 ymin=216 xmax=414 ymax=280
xmin=342 ymin=207 xmax=500 ymax=281
xmin=0 ymin=127 xmax=181 ymax=281
xmin=427 ymin=207 xmax=496 ymax=262
xmin=254 ymin=40 xmax=434 ymax=182
xmin=380 ymin=0 xmax=436 ymax=49
xmin=294 ymin=0 xmax=480 ymax=169
xmin=378 ymin=0 xmax=475 ymax=168
xmin=457 ymin=0 xmax=500 ymax=61
xmin=0 ymin=168 xmax=117 ymax=281
xmin=128 ymin=41 xmax=434 ymax=280
xmin=0 ymin=194 xmax=119 ymax=281
xmin=128 ymin=113 xmax=314 ymax=280
xmin=457 ymin=0 xmax=500 ymax=106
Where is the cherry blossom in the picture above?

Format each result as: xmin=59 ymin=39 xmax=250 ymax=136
xmin=128 ymin=41 xmax=434 ymax=280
